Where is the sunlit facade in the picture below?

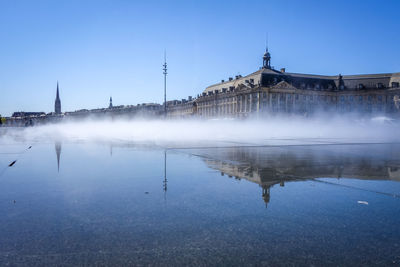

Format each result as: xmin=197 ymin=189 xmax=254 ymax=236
xmin=168 ymin=50 xmax=400 ymax=118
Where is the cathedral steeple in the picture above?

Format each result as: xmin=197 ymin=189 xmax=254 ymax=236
xmin=109 ymin=96 xmax=113 ymax=108
xmin=55 ymin=81 xmax=61 ymax=114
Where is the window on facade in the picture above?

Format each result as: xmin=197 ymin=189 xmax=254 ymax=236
xmin=376 ymin=83 xmax=384 ymax=89
xmin=358 ymin=84 xmax=364 ymax=89
xmin=378 ymin=95 xmax=382 ymax=101
xmin=350 ymin=96 xmax=354 ymax=101
xmin=340 ymin=96 xmax=344 ymax=101
xmin=359 ymin=96 xmax=363 ymax=102
xmin=392 ymin=82 xmax=399 ymax=88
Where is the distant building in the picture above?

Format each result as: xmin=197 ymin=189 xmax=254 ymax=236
xmin=55 ymin=82 xmax=61 ymax=114
xmin=109 ymin=96 xmax=113 ymax=109
xmin=11 ymin=112 xmax=45 ymax=117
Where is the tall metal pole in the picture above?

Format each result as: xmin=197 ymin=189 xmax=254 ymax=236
xmin=163 ymin=50 xmax=167 ymax=118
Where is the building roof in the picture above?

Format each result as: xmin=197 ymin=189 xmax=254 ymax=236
xmin=204 ymin=67 xmax=400 ymax=93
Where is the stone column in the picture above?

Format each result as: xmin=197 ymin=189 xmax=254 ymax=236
xmin=249 ymin=94 xmax=252 ymax=114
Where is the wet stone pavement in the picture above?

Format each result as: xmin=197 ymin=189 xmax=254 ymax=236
xmin=0 ymin=141 xmax=399 ymax=266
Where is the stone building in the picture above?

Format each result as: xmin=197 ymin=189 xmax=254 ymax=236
xmin=168 ymin=49 xmax=400 ymax=118
xmin=166 ymin=97 xmax=196 ymax=118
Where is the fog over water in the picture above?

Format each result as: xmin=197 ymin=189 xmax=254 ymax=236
xmin=1 ymin=115 xmax=399 ymax=145
xmin=1 ymin=116 xmax=400 ymax=266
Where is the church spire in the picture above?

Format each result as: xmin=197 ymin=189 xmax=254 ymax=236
xmin=56 ymin=81 xmax=59 ymax=99
xmin=55 ymin=81 xmax=61 ymax=114
xmin=109 ymin=96 xmax=113 ymax=108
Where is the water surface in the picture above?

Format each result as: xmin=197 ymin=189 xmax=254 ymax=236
xmin=0 ymin=140 xmax=399 ymax=266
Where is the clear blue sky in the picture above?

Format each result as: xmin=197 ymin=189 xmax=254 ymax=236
xmin=0 ymin=0 xmax=399 ymax=116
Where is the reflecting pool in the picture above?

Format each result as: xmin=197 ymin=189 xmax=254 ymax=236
xmin=0 ymin=140 xmax=400 ymax=265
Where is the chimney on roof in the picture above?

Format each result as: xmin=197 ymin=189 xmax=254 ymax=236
xmin=280 ymin=68 xmax=285 ymax=73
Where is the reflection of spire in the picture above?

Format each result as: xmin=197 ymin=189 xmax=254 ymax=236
xmin=55 ymin=142 xmax=62 ymax=172
xmin=110 ymin=144 xmax=113 ymax=156
xmin=262 ymin=186 xmax=270 ymax=208
xmin=163 ymin=150 xmax=167 ymax=198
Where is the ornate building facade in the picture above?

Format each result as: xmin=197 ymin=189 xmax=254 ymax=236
xmin=167 ymin=49 xmax=400 ymax=118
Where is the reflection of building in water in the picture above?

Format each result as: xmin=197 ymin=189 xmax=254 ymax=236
xmin=389 ymin=166 xmax=400 ymax=181
xmin=210 ymin=159 xmax=290 ymax=208
xmin=55 ymin=142 xmax=62 ymax=172
xmin=203 ymin=145 xmax=400 ymax=207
